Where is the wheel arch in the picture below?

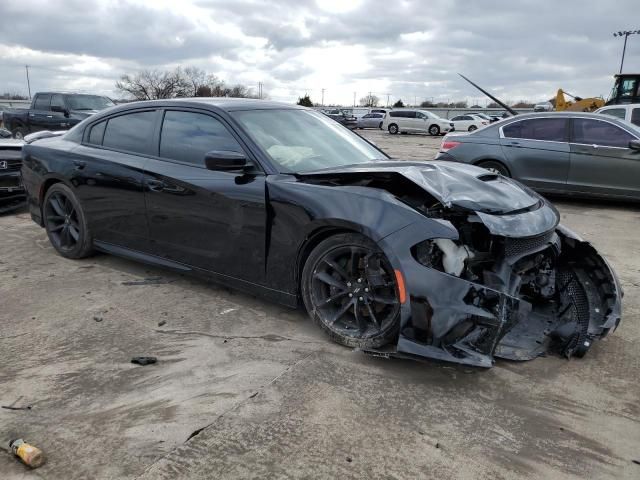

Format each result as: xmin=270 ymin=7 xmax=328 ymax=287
xmin=472 ymin=158 xmax=512 ymax=176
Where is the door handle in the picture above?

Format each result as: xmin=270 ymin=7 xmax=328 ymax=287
xmin=73 ymin=160 xmax=86 ymax=169
xmin=46 ymin=115 xmax=53 ymax=118
xmin=147 ymin=179 xmax=165 ymax=192
xmin=507 ymin=141 xmax=522 ymax=148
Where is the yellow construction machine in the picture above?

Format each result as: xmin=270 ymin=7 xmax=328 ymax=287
xmin=554 ymin=89 xmax=605 ymax=112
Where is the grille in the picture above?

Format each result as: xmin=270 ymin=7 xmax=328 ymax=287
xmin=504 ymin=231 xmax=554 ymax=257
xmin=0 ymin=159 xmax=22 ymax=172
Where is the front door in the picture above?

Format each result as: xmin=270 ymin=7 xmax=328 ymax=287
xmin=143 ymin=109 xmax=267 ymax=284
xmin=499 ymin=117 xmax=570 ymax=191
xmin=568 ymin=118 xmax=640 ymax=199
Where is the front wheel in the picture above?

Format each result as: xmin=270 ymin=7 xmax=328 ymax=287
xmin=428 ymin=124 xmax=440 ymax=136
xmin=43 ymin=183 xmax=94 ymax=259
xmin=12 ymin=126 xmax=27 ymax=140
xmin=388 ymin=123 xmax=399 ymax=134
xmin=301 ymin=233 xmax=401 ymax=349
xmin=468 ymin=125 xmax=477 ymax=132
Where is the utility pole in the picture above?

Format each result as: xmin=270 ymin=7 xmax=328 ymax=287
xmin=321 ymin=88 xmax=325 ymax=106
xmin=414 ymin=96 xmax=417 ymax=107
xmin=386 ymin=93 xmax=390 ymax=107
xmin=353 ymin=91 xmax=356 ymax=107
xmin=613 ymin=30 xmax=639 ymax=74
xmin=368 ymin=91 xmax=372 ymax=107
xmin=25 ymin=65 xmax=31 ymax=99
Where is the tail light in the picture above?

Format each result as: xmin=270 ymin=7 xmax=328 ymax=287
xmin=440 ymin=140 xmax=461 ymax=152
xmin=481 ymin=121 xmax=488 ymax=125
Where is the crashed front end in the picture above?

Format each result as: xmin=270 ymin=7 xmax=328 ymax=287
xmin=301 ymin=162 xmax=623 ymax=367
xmin=378 ymin=167 xmax=622 ymax=367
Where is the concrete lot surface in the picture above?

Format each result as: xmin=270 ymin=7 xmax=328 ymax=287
xmin=1 ymin=130 xmax=639 ymax=479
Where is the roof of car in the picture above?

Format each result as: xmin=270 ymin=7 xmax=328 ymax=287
xmin=114 ymin=97 xmax=304 ymax=112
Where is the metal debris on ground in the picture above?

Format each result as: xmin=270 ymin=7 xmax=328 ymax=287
xmin=131 ymin=356 xmax=157 ymax=366
xmin=9 ymin=439 xmax=46 ymax=468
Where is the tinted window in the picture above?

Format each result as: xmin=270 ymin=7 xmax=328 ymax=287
xmin=103 ymin=111 xmax=156 ymax=154
xmin=416 ymin=112 xmax=427 ymax=119
xmin=88 ymin=120 xmax=106 ymax=145
xmin=451 ymin=116 xmax=462 ymax=121
xmin=362 ymin=114 xmax=372 ymax=118
xmin=632 ymin=108 xmax=640 ymax=127
xmin=389 ymin=111 xmax=401 ymax=118
xmin=372 ymin=114 xmax=383 ymax=118
xmin=160 ymin=111 xmax=243 ymax=165
xmin=33 ymin=94 xmax=51 ymax=110
xmin=599 ymin=108 xmax=626 ymax=120
xmin=51 ymin=94 xmax=65 ymax=110
xmin=503 ymin=118 xmax=567 ymax=142
xmin=572 ymin=118 xmax=635 ymax=148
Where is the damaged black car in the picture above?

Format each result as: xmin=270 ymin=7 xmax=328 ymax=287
xmin=0 ymin=138 xmax=26 ymax=214
xmin=20 ymin=99 xmax=622 ymax=367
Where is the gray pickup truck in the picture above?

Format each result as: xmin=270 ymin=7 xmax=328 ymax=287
xmin=2 ymin=92 xmax=115 ymax=139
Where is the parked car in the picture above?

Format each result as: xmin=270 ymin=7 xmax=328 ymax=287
xmin=322 ymin=109 xmax=357 ymax=129
xmin=20 ymin=99 xmax=621 ymax=368
xmin=450 ymin=114 xmax=489 ymax=132
xmin=466 ymin=112 xmax=498 ymax=123
xmin=595 ymin=103 xmax=640 ymax=127
xmin=0 ymin=138 xmax=25 ymax=213
xmin=382 ymin=109 xmax=453 ymax=136
xmin=2 ymin=92 xmax=115 ymax=139
xmin=356 ymin=112 xmax=385 ymax=129
xmin=533 ymin=102 xmax=554 ymax=112
xmin=436 ymin=112 xmax=640 ymax=200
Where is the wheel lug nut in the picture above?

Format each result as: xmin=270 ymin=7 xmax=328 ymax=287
xmin=348 ymin=293 xmax=353 ymax=297
xmin=347 ymin=282 xmax=351 ymax=287
xmin=359 ymin=297 xmax=363 ymax=301
xmin=364 ymin=288 xmax=369 ymax=292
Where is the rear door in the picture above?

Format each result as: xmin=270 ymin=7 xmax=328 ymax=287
xmin=499 ymin=117 xmax=570 ymax=190
xmin=568 ymin=118 xmax=640 ymax=199
xmin=28 ymin=94 xmax=52 ymax=132
xmin=143 ymin=108 xmax=267 ymax=283
xmin=71 ymin=109 xmax=157 ymax=251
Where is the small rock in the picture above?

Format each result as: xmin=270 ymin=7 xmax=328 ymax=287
xmin=93 ymin=316 xmax=103 ymax=322
xmin=418 ymin=430 xmax=424 ymax=436
xmin=435 ymin=442 xmax=440 ymax=449
xmin=158 ymin=320 xmax=167 ymax=327
xmin=346 ymin=457 xmax=352 ymax=463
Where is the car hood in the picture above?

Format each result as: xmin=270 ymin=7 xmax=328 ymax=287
xmin=300 ymin=161 xmax=540 ymax=215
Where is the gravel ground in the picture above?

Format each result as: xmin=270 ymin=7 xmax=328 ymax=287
xmin=1 ymin=130 xmax=639 ymax=479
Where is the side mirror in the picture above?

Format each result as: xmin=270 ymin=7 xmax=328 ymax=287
xmin=629 ymin=139 xmax=640 ymax=151
xmin=204 ymin=150 xmax=248 ymax=171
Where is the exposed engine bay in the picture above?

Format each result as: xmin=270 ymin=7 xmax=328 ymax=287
xmin=298 ymin=162 xmax=622 ymax=367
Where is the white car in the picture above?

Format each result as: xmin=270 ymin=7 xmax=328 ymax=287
xmin=595 ymin=103 xmax=640 ymax=127
xmin=449 ymin=114 xmax=489 ymax=132
xmin=382 ymin=109 xmax=453 ymax=136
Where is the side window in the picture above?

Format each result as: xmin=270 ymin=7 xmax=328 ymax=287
xmin=405 ymin=111 xmax=417 ymax=119
xmin=362 ymin=114 xmax=371 ymax=118
xmin=51 ymin=94 xmax=65 ymax=111
xmin=33 ymin=94 xmax=51 ymax=111
xmin=102 ymin=111 xmax=156 ymax=154
xmin=503 ymin=118 xmax=567 ymax=142
xmin=415 ymin=112 xmax=426 ymax=119
xmin=599 ymin=108 xmax=626 ymax=120
xmin=631 ymin=108 xmax=640 ymax=127
xmin=159 ymin=111 xmax=243 ymax=166
xmin=88 ymin=120 xmax=107 ymax=145
xmin=572 ymin=119 xmax=635 ymax=148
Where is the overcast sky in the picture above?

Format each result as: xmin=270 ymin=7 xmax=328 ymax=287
xmin=0 ymin=0 xmax=638 ymax=106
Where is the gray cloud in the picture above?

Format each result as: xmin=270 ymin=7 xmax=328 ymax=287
xmin=0 ymin=0 xmax=637 ymax=103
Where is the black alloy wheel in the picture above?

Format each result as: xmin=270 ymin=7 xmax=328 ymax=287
xmin=43 ymin=183 xmax=94 ymax=258
xmin=302 ymin=233 xmax=400 ymax=348
xmin=468 ymin=125 xmax=478 ymax=132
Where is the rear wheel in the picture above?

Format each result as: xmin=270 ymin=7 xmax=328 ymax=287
xmin=378 ymin=121 xmax=383 ymax=129
xmin=43 ymin=183 xmax=94 ymax=259
xmin=468 ymin=125 xmax=478 ymax=132
xmin=388 ymin=123 xmax=399 ymax=134
xmin=301 ymin=233 xmax=400 ymax=349
xmin=428 ymin=124 xmax=440 ymax=136
xmin=477 ymin=160 xmax=510 ymax=176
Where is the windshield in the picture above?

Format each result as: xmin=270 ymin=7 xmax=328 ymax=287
xmin=232 ymin=109 xmax=387 ymax=173
xmin=65 ymin=95 xmax=114 ymax=111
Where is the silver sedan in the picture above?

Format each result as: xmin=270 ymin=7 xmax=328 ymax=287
xmin=357 ymin=112 xmax=385 ymax=129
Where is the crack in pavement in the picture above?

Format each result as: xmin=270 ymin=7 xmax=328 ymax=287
xmin=154 ymin=329 xmax=326 ymax=345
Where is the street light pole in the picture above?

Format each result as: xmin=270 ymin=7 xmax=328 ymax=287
xmin=25 ymin=65 xmax=31 ymax=99
xmin=613 ymin=30 xmax=640 ymax=74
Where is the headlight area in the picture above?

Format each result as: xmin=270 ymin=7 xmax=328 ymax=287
xmin=396 ymin=226 xmax=622 ymax=367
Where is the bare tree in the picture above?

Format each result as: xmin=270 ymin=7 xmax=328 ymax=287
xmin=115 ymin=68 xmax=189 ymax=100
xmin=359 ymin=94 xmax=379 ymax=107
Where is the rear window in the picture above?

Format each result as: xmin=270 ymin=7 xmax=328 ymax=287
xmin=503 ymin=118 xmax=567 ymax=142
xmin=599 ymin=108 xmax=626 ymax=120
xmin=102 ymin=111 xmax=156 ymax=154
xmin=572 ymin=118 xmax=635 ymax=148
xmin=632 ymin=108 xmax=640 ymax=127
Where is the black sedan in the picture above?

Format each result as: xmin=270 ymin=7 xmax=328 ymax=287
xmin=21 ymin=99 xmax=622 ymax=367
xmin=436 ymin=112 xmax=640 ymax=200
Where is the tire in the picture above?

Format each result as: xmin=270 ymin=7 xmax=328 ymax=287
xmin=388 ymin=123 xmax=399 ymax=134
xmin=301 ymin=233 xmax=400 ymax=349
xmin=428 ymin=124 xmax=440 ymax=136
xmin=43 ymin=183 xmax=94 ymax=259
xmin=378 ymin=122 xmax=383 ymax=129
xmin=468 ymin=125 xmax=477 ymax=132
xmin=477 ymin=160 xmax=510 ymax=177
xmin=12 ymin=125 xmax=28 ymax=140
